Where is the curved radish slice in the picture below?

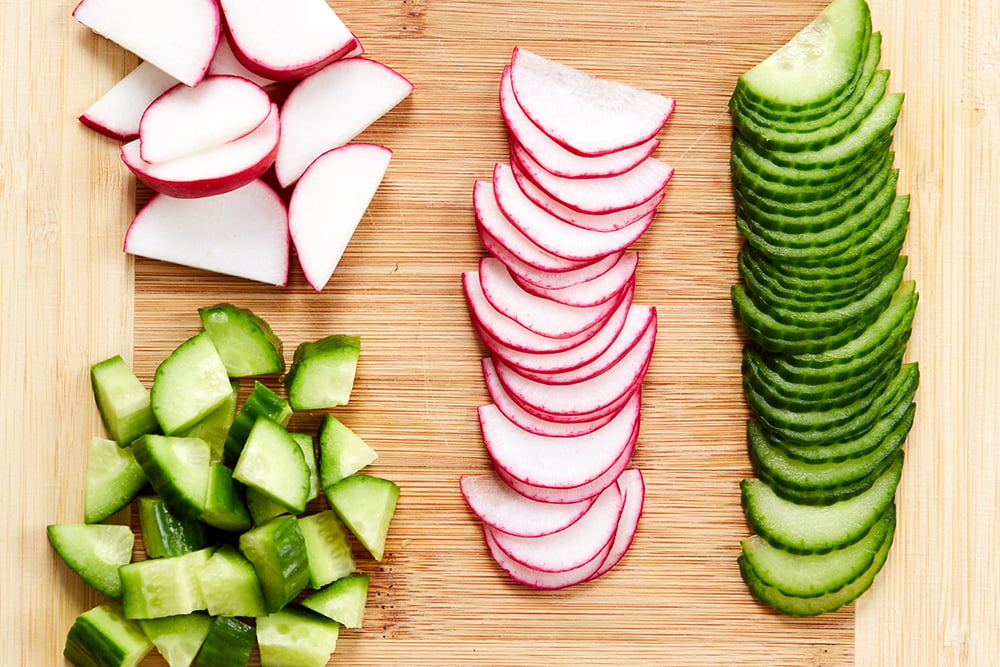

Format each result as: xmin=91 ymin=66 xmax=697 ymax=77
xmin=483 ymin=525 xmax=612 ymax=589
xmin=478 ymin=399 xmax=639 ymax=490
xmin=207 ymin=33 xmax=277 ymax=88
xmin=487 ymin=482 xmax=624 ymax=573
xmin=514 ymin=252 xmax=638 ymax=307
xmin=478 ymin=257 xmax=624 ymax=339
xmin=460 ymin=474 xmax=596 ymax=538
xmin=139 ymin=75 xmax=272 ymax=164
xmin=505 ymin=376 xmax=641 ymax=426
xmin=493 ymin=164 xmax=654 ymax=261
xmin=511 ymin=162 xmax=665 ymax=232
xmin=514 ymin=307 xmax=657 ymax=386
xmin=589 ymin=468 xmax=645 ymax=580
xmin=78 ymin=61 xmax=179 ymax=142
xmin=508 ymin=47 xmax=675 ymax=157
xmin=495 ymin=243 xmax=623 ymax=291
xmin=511 ymin=142 xmax=674 ymax=215
xmin=499 ymin=67 xmax=657 ymax=178
xmin=121 ymin=102 xmax=280 ymax=199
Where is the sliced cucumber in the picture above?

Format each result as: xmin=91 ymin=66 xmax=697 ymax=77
xmin=47 ymin=523 xmax=134 ymax=598
xmin=63 ymin=602 xmax=152 ymax=667
xmin=223 ymin=380 xmax=292 ymax=465
xmin=132 ymin=435 xmax=212 ymax=521
xmin=301 ymin=573 xmax=370 ymax=629
xmin=198 ymin=543 xmax=267 ymax=618
xmin=137 ymin=612 xmax=213 ymax=667
xmin=318 ymin=414 xmax=378 ymax=489
xmin=325 ymin=474 xmax=400 ymax=561
xmin=232 ymin=417 xmax=310 ymax=514
xmin=90 ymin=354 xmax=158 ymax=446
xmin=256 ymin=606 xmax=340 ymax=667
xmin=193 ymin=616 xmax=255 ymax=667
xmin=85 ymin=437 xmax=147 ymax=524
xmin=151 ymin=331 xmax=233 ymax=435
xmin=284 ymin=334 xmax=361 ymax=410
xmin=298 ymin=509 xmax=356 ymax=589
xmin=238 ymin=515 xmax=310 ymax=613
xmin=199 ymin=303 xmax=284 ymax=377
xmin=120 ymin=547 xmax=213 ymax=619
xmin=179 ymin=379 xmax=239 ymax=463
xmin=200 ymin=462 xmax=252 ymax=533
xmin=137 ymin=495 xmax=215 ymax=559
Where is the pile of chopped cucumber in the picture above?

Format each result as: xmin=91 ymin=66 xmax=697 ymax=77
xmin=48 ymin=303 xmax=400 ymax=667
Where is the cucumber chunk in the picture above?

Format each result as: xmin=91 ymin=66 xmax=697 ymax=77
xmin=198 ymin=544 xmax=267 ymax=618
xmin=238 ymin=515 xmax=310 ymax=613
xmin=64 ymin=602 xmax=153 ymax=667
xmin=284 ymin=334 xmax=361 ymax=410
xmin=151 ymin=331 xmax=233 ymax=435
xmin=90 ymin=355 xmax=158 ymax=446
xmin=193 ymin=616 xmax=254 ymax=667
xmin=256 ymin=606 xmax=340 ymax=667
xmin=298 ymin=509 xmax=356 ymax=589
xmin=318 ymin=414 xmax=378 ymax=489
xmin=85 ymin=437 xmax=147 ymax=524
xmin=233 ymin=417 xmax=310 ymax=514
xmin=137 ymin=612 xmax=213 ymax=667
xmin=179 ymin=379 xmax=239 ymax=463
xmin=301 ymin=573 xmax=370 ymax=629
xmin=47 ymin=523 xmax=135 ymax=598
xmin=132 ymin=435 xmax=212 ymax=521
xmin=199 ymin=303 xmax=284 ymax=377
xmin=200 ymin=462 xmax=252 ymax=532
xmin=246 ymin=488 xmax=291 ymax=526
xmin=291 ymin=431 xmax=320 ymax=502
xmin=138 ymin=495 xmax=215 ymax=559
xmin=120 ymin=547 xmax=213 ymax=619
xmin=223 ymin=381 xmax=292 ymax=464
xmin=325 ymin=474 xmax=400 ymax=561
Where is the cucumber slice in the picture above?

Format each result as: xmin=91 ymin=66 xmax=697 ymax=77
xmin=298 ymin=509 xmax=356 ymax=588
xmin=151 ymin=332 xmax=233 ymax=435
xmin=198 ymin=544 xmax=267 ymax=618
xmin=193 ymin=616 xmax=254 ymax=667
xmin=64 ymin=603 xmax=153 ymax=667
xmin=223 ymin=381 xmax=292 ymax=464
xmin=238 ymin=515 xmax=310 ymax=613
xmin=301 ymin=573 xmax=370 ymax=629
xmin=232 ymin=417 xmax=310 ymax=514
xmin=325 ymin=474 xmax=400 ymax=561
xmin=90 ymin=354 xmax=158 ymax=446
xmin=318 ymin=414 xmax=378 ymax=489
xmin=256 ymin=606 xmax=340 ymax=667
xmin=47 ymin=524 xmax=134 ymax=598
xmin=179 ymin=379 xmax=239 ymax=463
xmin=120 ymin=547 xmax=213 ymax=619
xmin=137 ymin=612 xmax=213 ymax=667
xmin=85 ymin=437 xmax=148 ymax=524
xmin=132 ymin=435 xmax=212 ymax=521
xmin=198 ymin=303 xmax=284 ymax=377
xmin=200 ymin=462 xmax=252 ymax=533
xmin=756 ymin=446 xmax=901 ymax=505
xmin=284 ymin=334 xmax=361 ymax=410
xmin=741 ymin=451 xmax=902 ymax=554
xmin=137 ymin=495 xmax=215 ymax=559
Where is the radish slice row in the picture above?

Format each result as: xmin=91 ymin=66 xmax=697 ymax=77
xmin=461 ymin=48 xmax=674 ymax=588
xmin=73 ymin=1 xmax=411 ymax=289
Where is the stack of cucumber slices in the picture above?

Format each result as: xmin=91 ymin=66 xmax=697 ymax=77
xmin=49 ymin=304 xmax=400 ymax=667
xmin=728 ymin=0 xmax=918 ymax=616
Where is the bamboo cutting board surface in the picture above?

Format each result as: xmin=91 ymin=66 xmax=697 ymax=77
xmin=3 ymin=1 xmax=999 ymax=665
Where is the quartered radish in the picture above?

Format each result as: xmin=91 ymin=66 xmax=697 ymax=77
xmin=78 ymin=61 xmax=178 ymax=141
xmin=460 ymin=473 xmax=597 ymax=538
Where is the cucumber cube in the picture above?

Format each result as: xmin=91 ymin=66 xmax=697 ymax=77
xmin=120 ymin=547 xmax=213 ymax=619
xmin=179 ymin=379 xmax=239 ymax=462
xmin=137 ymin=612 xmax=213 ymax=667
xmin=194 ymin=616 xmax=254 ymax=667
xmin=318 ymin=415 xmax=377 ymax=489
xmin=302 ymin=573 xmax=370 ymax=629
xmin=198 ymin=303 xmax=284 ymax=377
xmin=198 ymin=544 xmax=267 ymax=618
xmin=297 ymin=510 xmax=355 ymax=588
xmin=238 ymin=515 xmax=310 ymax=613
xmin=132 ymin=435 xmax=212 ymax=521
xmin=85 ymin=437 xmax=147 ymax=524
xmin=137 ymin=495 xmax=215 ymax=559
xmin=90 ymin=354 xmax=158 ymax=446
xmin=233 ymin=417 xmax=310 ymax=514
xmin=325 ymin=474 xmax=400 ymax=561
xmin=284 ymin=334 xmax=361 ymax=410
xmin=223 ymin=381 xmax=292 ymax=464
xmin=64 ymin=603 xmax=152 ymax=667
xmin=47 ymin=523 xmax=135 ymax=599
xmin=256 ymin=607 xmax=340 ymax=667
xmin=200 ymin=462 xmax=252 ymax=533
xmin=151 ymin=331 xmax=233 ymax=435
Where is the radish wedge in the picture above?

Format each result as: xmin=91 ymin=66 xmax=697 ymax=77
xmin=460 ymin=474 xmax=596 ymax=538
xmin=78 ymin=61 xmax=178 ymax=141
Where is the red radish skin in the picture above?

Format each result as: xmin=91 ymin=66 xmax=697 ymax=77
xmin=494 ymin=244 xmax=624 ymax=291
xmin=588 ymin=468 xmax=645 ymax=580
xmin=460 ymin=474 xmax=596 ymax=539
xmin=512 ymin=251 xmax=639 ymax=307
xmin=78 ymin=61 xmax=178 ymax=141
xmin=483 ymin=525 xmax=613 ymax=589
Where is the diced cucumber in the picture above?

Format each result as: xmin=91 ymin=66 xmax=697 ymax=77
xmin=137 ymin=612 xmax=213 ymax=667
xmin=256 ymin=606 xmax=340 ymax=667
xmin=64 ymin=602 xmax=153 ymax=667
xmin=179 ymin=379 xmax=239 ymax=463
xmin=200 ymin=462 xmax=252 ymax=532
xmin=137 ymin=495 xmax=215 ymax=559
xmin=132 ymin=435 xmax=212 ymax=521
xmin=193 ymin=616 xmax=254 ymax=667
xmin=223 ymin=381 xmax=292 ymax=464
xmin=325 ymin=474 xmax=400 ymax=561
xmin=151 ymin=331 xmax=233 ymax=435
xmin=301 ymin=573 xmax=370 ymax=629
xmin=197 ymin=544 xmax=267 ymax=618
xmin=90 ymin=354 xmax=158 ymax=446
xmin=291 ymin=431 xmax=320 ymax=502
xmin=246 ymin=487 xmax=291 ymax=526
xmin=47 ymin=524 xmax=134 ymax=598
xmin=120 ymin=547 xmax=213 ymax=619
xmin=198 ymin=303 xmax=284 ymax=377
xmin=238 ymin=515 xmax=310 ymax=613
xmin=233 ymin=417 xmax=310 ymax=514
xmin=319 ymin=414 xmax=378 ymax=489
xmin=85 ymin=437 xmax=147 ymax=524
xmin=284 ymin=334 xmax=361 ymax=410
xmin=297 ymin=509 xmax=355 ymax=588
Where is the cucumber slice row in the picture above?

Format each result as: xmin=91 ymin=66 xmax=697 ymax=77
xmin=729 ymin=0 xmax=917 ymax=616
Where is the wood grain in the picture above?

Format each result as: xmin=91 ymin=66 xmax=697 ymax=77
xmin=2 ymin=1 xmax=997 ymax=665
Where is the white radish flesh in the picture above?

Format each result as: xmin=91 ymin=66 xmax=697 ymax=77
xmin=588 ymin=468 xmax=645 ymax=580
xmin=460 ymin=474 xmax=595 ymax=538
xmin=512 ymin=251 xmax=639 ymax=307
xmin=78 ymin=61 xmax=178 ymax=141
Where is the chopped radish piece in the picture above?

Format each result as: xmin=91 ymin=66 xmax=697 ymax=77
xmin=513 ymin=252 xmax=639 ymax=307
xmin=483 ymin=525 xmax=612 ymax=589
xmin=460 ymin=474 xmax=596 ymax=538
xmin=288 ymin=143 xmax=393 ymax=291
xmin=72 ymin=0 xmax=220 ymax=88
xmin=121 ymin=102 xmax=280 ymax=198
xmin=589 ymin=468 xmax=645 ymax=580
xmin=78 ymin=61 xmax=178 ymax=141
xmin=124 ymin=179 xmax=289 ymax=286
xmin=207 ymin=34 xmax=277 ymax=88
xmin=275 ymin=58 xmax=412 ymax=187
xmin=508 ymin=47 xmax=674 ymax=156
xmin=138 ymin=76 xmax=272 ymax=164
xmin=218 ymin=0 xmax=358 ymax=82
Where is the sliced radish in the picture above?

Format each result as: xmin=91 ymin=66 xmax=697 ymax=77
xmin=288 ymin=143 xmax=392 ymax=291
xmin=478 ymin=257 xmax=626 ymax=340
xmin=207 ymin=33 xmax=277 ymax=88
xmin=508 ymin=47 xmax=674 ymax=157
xmin=275 ymin=58 xmax=412 ymax=187
xmin=499 ymin=66 xmax=658 ymax=178
xmin=121 ymin=102 xmax=280 ymax=199
xmin=487 ymin=482 xmax=624 ymax=573
xmin=513 ymin=252 xmax=638 ymax=307
xmin=124 ymin=179 xmax=289 ymax=286
xmin=493 ymin=163 xmax=654 ymax=261
xmin=497 ymin=245 xmax=624 ymax=291
xmin=78 ymin=61 xmax=178 ymax=141
xmin=138 ymin=75 xmax=272 ymax=164
xmin=588 ymin=468 xmax=645 ymax=580
xmin=460 ymin=474 xmax=596 ymax=539
xmin=72 ymin=0 xmax=220 ymax=88
xmin=218 ymin=0 xmax=357 ymax=82
xmin=478 ymin=399 xmax=638 ymax=490
xmin=483 ymin=525 xmax=612 ymax=589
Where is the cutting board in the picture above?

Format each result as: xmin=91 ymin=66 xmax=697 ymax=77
xmin=4 ymin=1 xmax=999 ymax=665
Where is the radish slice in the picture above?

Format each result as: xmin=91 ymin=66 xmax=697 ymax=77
xmin=483 ymin=525 xmax=612 ymax=589
xmin=508 ymin=47 xmax=674 ymax=157
xmin=487 ymin=482 xmax=624 ymax=573
xmin=495 ymin=244 xmax=624 ymax=291
xmin=513 ymin=252 xmax=638 ymax=307
xmin=78 ymin=61 xmax=178 ymax=141
xmin=589 ymin=468 xmax=645 ymax=580
xmin=460 ymin=474 xmax=596 ymax=538
xmin=207 ymin=33 xmax=277 ymax=88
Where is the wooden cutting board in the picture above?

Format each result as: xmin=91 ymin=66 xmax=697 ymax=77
xmin=4 ymin=1 xmax=998 ymax=665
